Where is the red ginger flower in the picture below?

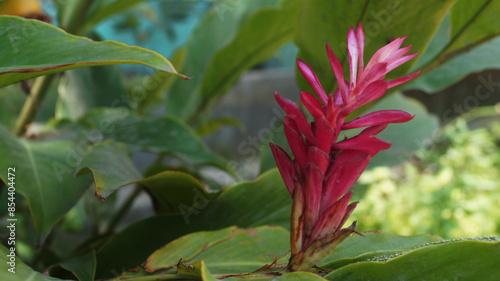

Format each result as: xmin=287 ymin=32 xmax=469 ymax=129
xmin=270 ymin=23 xmax=420 ymax=272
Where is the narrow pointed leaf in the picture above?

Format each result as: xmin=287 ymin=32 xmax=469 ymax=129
xmin=201 ymin=1 xmax=299 ymax=103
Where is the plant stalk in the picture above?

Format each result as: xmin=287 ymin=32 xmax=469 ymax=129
xmin=14 ymin=75 xmax=56 ymax=136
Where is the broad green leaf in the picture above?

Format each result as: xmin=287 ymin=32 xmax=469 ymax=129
xmin=0 ymin=125 xmax=92 ymax=244
xmin=440 ymin=0 xmax=500 ymax=63
xmin=56 ymin=65 xmax=128 ymax=121
xmin=75 ymin=140 xmax=142 ymax=200
xmin=140 ymin=171 xmax=211 ymax=215
xmin=48 ymin=251 xmax=96 ymax=281
xmin=0 ymin=16 xmax=187 ymax=88
xmin=145 ymin=226 xmax=289 ymax=274
xmin=294 ymin=0 xmax=455 ymax=94
xmin=325 ymin=238 xmax=500 ymax=281
xmin=0 ymin=244 xmax=68 ymax=281
xmin=166 ymin=0 xmax=281 ymax=120
xmin=81 ymin=108 xmax=229 ymax=170
xmin=319 ymin=231 xmax=443 ymax=269
xmin=200 ymin=1 xmax=299 ymax=104
xmin=94 ymin=169 xmax=290 ymax=278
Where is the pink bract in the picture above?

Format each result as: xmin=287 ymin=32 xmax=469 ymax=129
xmin=270 ymin=23 xmax=419 ymax=272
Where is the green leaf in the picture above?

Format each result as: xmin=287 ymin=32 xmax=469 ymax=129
xmin=140 ymin=171 xmax=211 ymax=215
xmin=442 ymin=0 xmax=500 ymax=61
xmin=294 ymin=0 xmax=455 ymax=94
xmin=48 ymin=251 xmax=96 ymax=281
xmin=0 ymin=16 xmax=187 ymax=88
xmin=56 ymin=65 xmax=128 ymax=121
xmin=94 ymin=169 xmax=290 ymax=278
xmin=0 ymin=244 xmax=68 ymax=280
xmin=75 ymin=140 xmax=142 ymax=200
xmin=195 ymin=117 xmax=245 ymax=137
xmin=319 ymin=231 xmax=443 ymax=269
xmin=325 ymin=238 xmax=500 ymax=281
xmin=81 ymin=108 xmax=229 ymax=170
xmin=408 ymin=36 xmax=500 ymax=93
xmin=145 ymin=226 xmax=289 ymax=274
xmin=200 ymin=1 xmax=299 ymax=104
xmin=0 ymin=85 xmax=25 ymax=132
xmin=166 ymin=0 xmax=281 ymax=119
xmin=79 ymin=0 xmax=153 ymax=35
xmin=0 ymin=125 xmax=92 ymax=244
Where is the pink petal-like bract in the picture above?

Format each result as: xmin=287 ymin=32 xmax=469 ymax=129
xmin=270 ymin=23 xmax=419 ymax=272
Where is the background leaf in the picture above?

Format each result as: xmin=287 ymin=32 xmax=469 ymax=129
xmin=325 ymin=238 xmax=500 ymax=281
xmin=140 ymin=171 xmax=211 ymax=215
xmin=75 ymin=140 xmax=142 ymax=200
xmin=48 ymin=251 xmax=96 ymax=281
xmin=200 ymin=1 xmax=299 ymax=104
xmin=166 ymin=0 xmax=281 ymax=120
xmin=442 ymin=0 xmax=500 ymax=61
xmin=294 ymin=0 xmax=455 ymax=94
xmin=0 ymin=16 xmax=187 ymax=88
xmin=319 ymin=231 xmax=443 ymax=269
xmin=56 ymin=65 xmax=128 ymax=121
xmin=80 ymin=108 xmax=229 ymax=170
xmin=0 ymin=125 xmax=92 ymax=244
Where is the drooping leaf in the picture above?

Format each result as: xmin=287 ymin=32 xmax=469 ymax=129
xmin=48 ymin=251 xmax=96 ymax=281
xmin=94 ymin=169 xmax=290 ymax=278
xmin=0 ymin=16 xmax=187 ymax=88
xmin=75 ymin=140 xmax=142 ymax=200
xmin=145 ymin=226 xmax=290 ymax=275
xmin=0 ymin=244 xmax=68 ymax=281
xmin=0 ymin=125 xmax=92 ymax=244
xmin=80 ymin=108 xmax=229 ymax=170
xmin=166 ymin=0 xmax=281 ymax=120
xmin=139 ymin=171 xmax=212 ymax=215
xmin=294 ymin=0 xmax=455 ymax=94
xmin=319 ymin=231 xmax=443 ymax=269
xmin=200 ymin=1 xmax=299 ymax=104
xmin=325 ymin=238 xmax=500 ymax=281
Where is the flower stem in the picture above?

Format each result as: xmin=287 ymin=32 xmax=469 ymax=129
xmin=14 ymin=74 xmax=56 ymax=136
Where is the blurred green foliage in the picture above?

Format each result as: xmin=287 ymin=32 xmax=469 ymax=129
xmin=355 ymin=116 xmax=500 ymax=238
